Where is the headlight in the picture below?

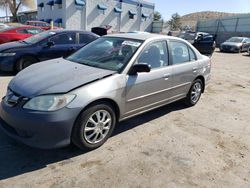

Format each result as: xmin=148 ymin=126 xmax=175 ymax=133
xmin=23 ymin=94 xmax=76 ymax=111
xmin=0 ymin=53 xmax=16 ymax=57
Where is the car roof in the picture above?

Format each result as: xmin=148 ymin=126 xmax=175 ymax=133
xmin=105 ymin=33 xmax=176 ymax=41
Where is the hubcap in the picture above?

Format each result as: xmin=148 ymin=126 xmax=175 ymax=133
xmin=191 ymin=82 xmax=202 ymax=103
xmin=83 ymin=110 xmax=112 ymax=144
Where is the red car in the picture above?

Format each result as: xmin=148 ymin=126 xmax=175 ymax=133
xmin=25 ymin=21 xmax=60 ymax=30
xmin=0 ymin=26 xmax=44 ymax=44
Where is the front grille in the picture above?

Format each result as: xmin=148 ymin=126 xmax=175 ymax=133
xmin=4 ymin=88 xmax=24 ymax=107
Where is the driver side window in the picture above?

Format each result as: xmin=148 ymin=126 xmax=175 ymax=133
xmin=137 ymin=41 xmax=169 ymax=69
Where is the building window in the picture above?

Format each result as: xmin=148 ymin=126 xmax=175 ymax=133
xmin=129 ymin=10 xmax=137 ymax=19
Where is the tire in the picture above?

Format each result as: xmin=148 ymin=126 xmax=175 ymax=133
xmin=72 ymin=103 xmax=116 ymax=151
xmin=184 ymin=79 xmax=203 ymax=107
xmin=16 ymin=56 xmax=38 ymax=72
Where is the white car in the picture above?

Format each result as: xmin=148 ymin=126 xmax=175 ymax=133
xmin=0 ymin=23 xmax=9 ymax=29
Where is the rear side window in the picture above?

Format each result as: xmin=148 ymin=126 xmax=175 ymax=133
xmin=79 ymin=34 xmax=97 ymax=44
xmin=170 ymin=41 xmax=190 ymax=65
xmin=49 ymin=33 xmax=76 ymax=45
xmin=189 ymin=48 xmax=197 ymax=61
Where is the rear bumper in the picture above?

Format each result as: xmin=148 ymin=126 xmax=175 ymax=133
xmin=0 ymin=100 xmax=82 ymax=149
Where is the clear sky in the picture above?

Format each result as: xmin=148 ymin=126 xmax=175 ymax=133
xmin=0 ymin=0 xmax=250 ymax=19
xmin=153 ymin=0 xmax=250 ymax=20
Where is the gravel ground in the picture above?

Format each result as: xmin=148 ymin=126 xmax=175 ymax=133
xmin=0 ymin=51 xmax=250 ymax=188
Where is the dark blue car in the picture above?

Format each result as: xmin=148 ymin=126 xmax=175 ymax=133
xmin=0 ymin=30 xmax=99 ymax=72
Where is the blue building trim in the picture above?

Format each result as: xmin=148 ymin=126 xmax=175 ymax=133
xmin=142 ymin=13 xmax=149 ymax=18
xmin=97 ymin=4 xmax=108 ymax=10
xmin=47 ymin=0 xmax=54 ymax=6
xmin=38 ymin=3 xmax=44 ymax=7
xmin=115 ymin=0 xmax=154 ymax=9
xmin=75 ymin=0 xmax=86 ymax=6
xmin=114 ymin=7 xmax=122 ymax=13
xmin=129 ymin=10 xmax=137 ymax=15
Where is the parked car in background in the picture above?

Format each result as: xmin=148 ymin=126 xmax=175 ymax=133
xmin=177 ymin=31 xmax=216 ymax=56
xmin=248 ymin=46 xmax=250 ymax=56
xmin=0 ymin=26 xmax=44 ymax=45
xmin=0 ymin=23 xmax=9 ymax=29
xmin=220 ymin=37 xmax=250 ymax=53
xmin=0 ymin=30 xmax=99 ymax=72
xmin=25 ymin=20 xmax=60 ymax=30
xmin=0 ymin=33 xmax=211 ymax=150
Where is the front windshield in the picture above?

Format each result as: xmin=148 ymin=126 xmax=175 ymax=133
xmin=67 ymin=37 xmax=143 ymax=72
xmin=23 ymin=30 xmax=57 ymax=44
xmin=226 ymin=37 xmax=243 ymax=43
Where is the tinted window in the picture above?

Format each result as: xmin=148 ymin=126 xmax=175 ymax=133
xmin=17 ymin=29 xmax=28 ymax=34
xmin=25 ymin=28 xmax=43 ymax=34
xmin=202 ymin=36 xmax=213 ymax=42
xmin=138 ymin=41 xmax=168 ymax=69
xmin=170 ymin=41 xmax=190 ymax=65
xmin=79 ymin=34 xmax=96 ymax=44
xmin=49 ymin=33 xmax=76 ymax=45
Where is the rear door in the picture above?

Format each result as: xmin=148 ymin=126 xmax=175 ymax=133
xmin=169 ymin=40 xmax=200 ymax=98
xmin=125 ymin=40 xmax=173 ymax=116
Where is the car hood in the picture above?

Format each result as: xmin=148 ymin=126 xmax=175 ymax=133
xmin=9 ymin=58 xmax=116 ymax=98
xmin=0 ymin=41 xmax=28 ymax=52
xmin=221 ymin=42 xmax=241 ymax=47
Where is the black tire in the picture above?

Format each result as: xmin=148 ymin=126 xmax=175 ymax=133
xmin=72 ymin=103 xmax=116 ymax=151
xmin=16 ymin=56 xmax=38 ymax=72
xmin=184 ymin=79 xmax=203 ymax=107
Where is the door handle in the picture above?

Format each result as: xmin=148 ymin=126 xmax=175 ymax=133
xmin=163 ymin=73 xmax=170 ymax=80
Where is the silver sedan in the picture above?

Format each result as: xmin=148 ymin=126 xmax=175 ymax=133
xmin=0 ymin=33 xmax=211 ymax=150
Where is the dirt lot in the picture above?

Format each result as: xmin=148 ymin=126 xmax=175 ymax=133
xmin=0 ymin=51 xmax=250 ymax=188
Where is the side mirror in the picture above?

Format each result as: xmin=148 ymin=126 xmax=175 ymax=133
xmin=129 ymin=63 xmax=151 ymax=75
xmin=46 ymin=41 xmax=55 ymax=47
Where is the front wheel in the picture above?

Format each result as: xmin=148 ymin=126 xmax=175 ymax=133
xmin=72 ymin=103 xmax=116 ymax=150
xmin=16 ymin=56 xmax=38 ymax=72
xmin=184 ymin=79 xmax=203 ymax=107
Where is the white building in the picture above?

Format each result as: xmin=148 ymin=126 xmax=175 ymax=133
xmin=37 ymin=0 xmax=155 ymax=32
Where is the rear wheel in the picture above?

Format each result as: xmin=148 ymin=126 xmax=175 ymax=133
xmin=72 ymin=103 xmax=116 ymax=150
xmin=184 ymin=79 xmax=203 ymax=107
xmin=16 ymin=56 xmax=38 ymax=72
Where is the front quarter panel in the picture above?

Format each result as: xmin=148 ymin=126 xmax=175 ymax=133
xmin=66 ymin=74 xmax=127 ymax=117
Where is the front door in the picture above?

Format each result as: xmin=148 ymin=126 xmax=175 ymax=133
xmin=38 ymin=32 xmax=77 ymax=61
xmin=125 ymin=40 xmax=173 ymax=116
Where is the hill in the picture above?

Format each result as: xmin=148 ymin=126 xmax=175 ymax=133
xmin=180 ymin=11 xmax=238 ymax=30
